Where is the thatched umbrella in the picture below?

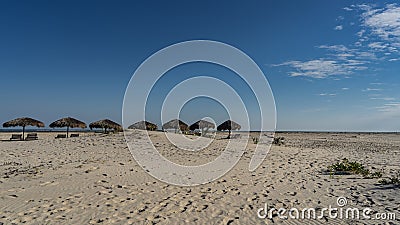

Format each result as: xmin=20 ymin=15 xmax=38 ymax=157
xmin=89 ymin=119 xmax=122 ymax=133
xmin=217 ymin=120 xmax=241 ymax=139
xmin=49 ymin=117 xmax=86 ymax=137
xmin=3 ymin=117 xmax=44 ymax=139
xmin=162 ymin=119 xmax=188 ymax=133
xmin=189 ymin=120 xmax=215 ymax=136
xmin=128 ymin=120 xmax=158 ymax=131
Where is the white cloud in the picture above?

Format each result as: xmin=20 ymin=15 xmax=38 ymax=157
xmin=370 ymin=97 xmax=396 ymax=101
xmin=335 ymin=53 xmax=354 ymax=59
xmin=274 ymin=44 xmax=371 ymax=78
xmin=318 ymin=45 xmax=348 ymax=52
xmin=356 ymin=51 xmax=377 ymax=60
xmin=363 ymin=88 xmax=382 ymax=91
xmin=375 ymin=102 xmax=400 ymax=118
xmin=357 ymin=29 xmax=365 ymax=37
xmin=342 ymin=87 xmax=349 ymax=90
xmin=274 ymin=4 xmax=400 ymax=79
xmin=358 ymin=4 xmax=400 ymax=56
xmin=276 ymin=59 xmax=366 ymax=78
xmin=334 ymin=25 xmax=343 ymax=30
xmin=361 ymin=4 xmax=400 ymax=40
xmin=318 ymin=44 xmax=376 ymax=61
xmin=318 ymin=93 xmax=336 ymax=96
xmin=343 ymin=7 xmax=353 ymax=11
xmin=368 ymin=42 xmax=388 ymax=50
xmin=368 ymin=93 xmax=381 ymax=97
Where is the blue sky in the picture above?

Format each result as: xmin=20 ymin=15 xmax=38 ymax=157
xmin=1 ymin=0 xmax=399 ymax=131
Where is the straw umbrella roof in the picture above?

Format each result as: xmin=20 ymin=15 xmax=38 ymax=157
xmin=128 ymin=120 xmax=158 ymax=131
xmin=3 ymin=117 xmax=45 ymax=128
xmin=162 ymin=119 xmax=188 ymax=131
xmin=217 ymin=120 xmax=241 ymax=131
xmin=3 ymin=117 xmax=45 ymax=140
xmin=49 ymin=117 xmax=87 ymax=129
xmin=189 ymin=120 xmax=215 ymax=131
xmin=89 ymin=119 xmax=122 ymax=132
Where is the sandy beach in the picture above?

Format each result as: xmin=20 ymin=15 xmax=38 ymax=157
xmin=0 ymin=131 xmax=399 ymax=224
xmin=3 ymin=1 xmax=400 ymax=224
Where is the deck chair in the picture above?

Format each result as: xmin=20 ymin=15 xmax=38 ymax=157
xmin=25 ymin=133 xmax=38 ymax=140
xmin=10 ymin=134 xmax=23 ymax=141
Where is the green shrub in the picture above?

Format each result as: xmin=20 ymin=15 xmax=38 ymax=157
xmin=328 ymin=158 xmax=381 ymax=179
xmin=252 ymin=137 xmax=259 ymax=144
xmin=272 ymin=137 xmax=285 ymax=145
xmin=379 ymin=171 xmax=400 ymax=185
xmin=367 ymin=171 xmax=383 ymax=179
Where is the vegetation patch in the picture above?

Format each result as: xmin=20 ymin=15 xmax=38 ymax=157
xmin=272 ymin=137 xmax=285 ymax=145
xmin=252 ymin=137 xmax=259 ymax=144
xmin=328 ymin=158 xmax=382 ymax=179
xmin=379 ymin=170 xmax=400 ymax=185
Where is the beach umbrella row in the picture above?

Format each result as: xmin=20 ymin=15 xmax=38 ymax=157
xmin=89 ymin=119 xmax=123 ymax=133
xmin=131 ymin=119 xmax=240 ymax=139
xmin=189 ymin=120 xmax=215 ymax=131
xmin=128 ymin=121 xmax=158 ymax=131
xmin=162 ymin=119 xmax=188 ymax=132
xmin=3 ymin=117 xmax=241 ymax=139
xmin=132 ymin=119 xmax=239 ymax=131
xmin=2 ymin=117 xmax=122 ymax=138
xmin=217 ymin=120 xmax=241 ymax=139
xmin=189 ymin=120 xmax=215 ymax=136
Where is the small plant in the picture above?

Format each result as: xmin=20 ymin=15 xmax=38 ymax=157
xmin=252 ymin=137 xmax=259 ymax=144
xmin=273 ymin=137 xmax=285 ymax=145
xmin=367 ymin=171 xmax=383 ymax=179
xmin=328 ymin=158 xmax=382 ymax=179
xmin=379 ymin=170 xmax=400 ymax=185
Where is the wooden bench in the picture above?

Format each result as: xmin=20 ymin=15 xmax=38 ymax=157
xmin=70 ymin=134 xmax=79 ymax=138
xmin=25 ymin=133 xmax=38 ymax=141
xmin=55 ymin=134 xmax=66 ymax=139
xmin=10 ymin=134 xmax=22 ymax=141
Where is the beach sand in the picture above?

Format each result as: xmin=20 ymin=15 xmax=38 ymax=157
xmin=0 ymin=131 xmax=399 ymax=224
